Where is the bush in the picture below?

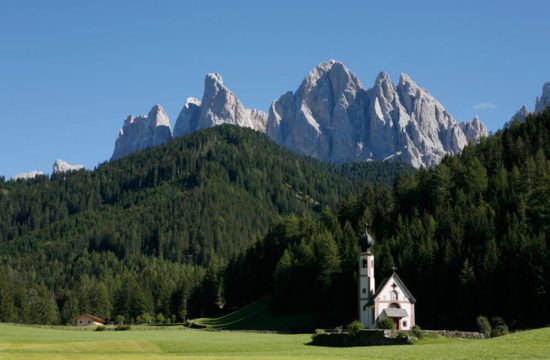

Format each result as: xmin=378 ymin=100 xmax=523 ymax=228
xmin=490 ymin=317 xmax=509 ymax=337
xmin=411 ymin=324 xmax=423 ymax=339
xmin=377 ymin=317 xmax=394 ymax=330
xmin=314 ymin=329 xmax=326 ymax=335
xmin=95 ymin=325 xmax=106 ymax=331
xmin=491 ymin=324 xmax=509 ymax=337
xmin=115 ymin=325 xmax=131 ymax=331
xmin=476 ymin=316 xmax=492 ymax=338
xmin=347 ymin=320 xmax=363 ymax=337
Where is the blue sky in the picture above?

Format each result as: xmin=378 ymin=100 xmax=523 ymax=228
xmin=1 ymin=0 xmax=549 ymax=178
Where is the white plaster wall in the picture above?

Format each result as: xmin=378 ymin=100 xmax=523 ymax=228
xmin=374 ymin=274 xmax=415 ymax=330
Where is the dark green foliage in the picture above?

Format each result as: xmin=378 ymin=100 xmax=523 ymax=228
xmin=347 ymin=320 xmax=363 ymax=337
xmin=0 ymin=125 xmax=407 ymax=325
xmin=477 ymin=316 xmax=492 ymax=338
xmin=115 ymin=324 xmax=131 ymax=331
xmin=411 ymin=324 xmax=423 ymax=339
xmin=490 ymin=317 xmax=509 ymax=337
xmin=225 ymin=109 xmax=550 ymax=330
xmin=377 ymin=317 xmax=394 ymax=330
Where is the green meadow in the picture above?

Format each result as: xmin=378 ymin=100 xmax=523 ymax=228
xmin=1 ymin=323 xmax=549 ymax=360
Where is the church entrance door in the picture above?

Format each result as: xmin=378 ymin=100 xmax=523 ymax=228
xmin=393 ymin=318 xmax=400 ymax=330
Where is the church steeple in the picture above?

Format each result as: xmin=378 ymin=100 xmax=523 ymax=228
xmin=359 ymin=225 xmax=375 ymax=327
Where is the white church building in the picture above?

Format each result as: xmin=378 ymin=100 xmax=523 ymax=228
xmin=359 ymin=227 xmax=416 ymax=330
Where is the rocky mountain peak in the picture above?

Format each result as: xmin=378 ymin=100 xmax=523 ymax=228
xmin=173 ymin=73 xmax=268 ymax=137
xmin=267 ymin=62 xmax=487 ymax=168
xmin=372 ymin=71 xmax=396 ymax=103
xmin=510 ymin=105 xmax=530 ymax=123
xmin=510 ymin=81 xmax=550 ymax=124
xmin=13 ymin=171 xmax=44 ymax=180
xmin=53 ymin=159 xmax=84 ymax=174
xmin=297 ymin=60 xmax=362 ymax=100
xmin=111 ymin=105 xmax=173 ymax=161
xmin=535 ymin=81 xmax=550 ymax=113
xmin=173 ymin=97 xmax=202 ymax=137
xmin=459 ymin=116 xmax=488 ymax=144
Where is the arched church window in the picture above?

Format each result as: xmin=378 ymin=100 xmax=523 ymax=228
xmin=391 ymin=290 xmax=398 ymax=300
xmin=389 ymin=302 xmax=400 ymax=308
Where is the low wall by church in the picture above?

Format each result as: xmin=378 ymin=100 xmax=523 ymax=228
xmin=423 ymin=330 xmax=486 ymax=339
xmin=311 ymin=329 xmax=411 ymax=347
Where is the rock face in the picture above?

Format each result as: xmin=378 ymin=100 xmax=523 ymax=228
xmin=173 ymin=74 xmax=267 ymax=138
xmin=14 ymin=171 xmax=44 ymax=180
xmin=510 ymin=81 xmax=550 ymax=123
xmin=113 ymin=61 xmax=488 ymax=167
xmin=535 ymin=82 xmax=550 ymax=113
xmin=173 ymin=97 xmax=201 ymax=137
xmin=52 ymin=159 xmax=84 ymax=174
xmin=111 ymin=105 xmax=173 ymax=161
xmin=510 ymin=105 xmax=530 ymax=123
xmin=267 ymin=60 xmax=487 ymax=168
xmin=459 ymin=116 xmax=488 ymax=143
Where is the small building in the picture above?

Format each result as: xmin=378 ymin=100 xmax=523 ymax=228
xmin=359 ymin=227 xmax=416 ymax=330
xmin=76 ymin=314 xmax=105 ymax=326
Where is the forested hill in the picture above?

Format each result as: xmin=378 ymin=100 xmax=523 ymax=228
xmin=0 ymin=125 xmax=412 ymax=324
xmin=224 ymin=109 xmax=550 ymax=330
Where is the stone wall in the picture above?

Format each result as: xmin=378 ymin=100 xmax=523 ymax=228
xmin=423 ymin=330 xmax=486 ymax=339
xmin=311 ymin=329 xmax=412 ymax=347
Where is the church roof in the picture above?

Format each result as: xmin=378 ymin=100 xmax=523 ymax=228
xmin=368 ymin=272 xmax=416 ymax=305
xmin=383 ymin=308 xmax=408 ymax=318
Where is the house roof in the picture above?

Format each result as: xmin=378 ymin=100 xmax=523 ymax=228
xmin=383 ymin=308 xmax=408 ymax=318
xmin=76 ymin=314 xmax=105 ymax=323
xmin=368 ymin=272 xmax=416 ymax=305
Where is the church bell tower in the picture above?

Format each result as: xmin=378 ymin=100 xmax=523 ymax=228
xmin=359 ymin=226 xmax=375 ymax=328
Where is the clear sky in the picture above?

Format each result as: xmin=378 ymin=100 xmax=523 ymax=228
xmin=1 ymin=0 xmax=549 ymax=178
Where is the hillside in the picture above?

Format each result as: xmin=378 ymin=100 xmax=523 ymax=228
xmin=0 ymin=125 xmax=412 ymax=325
xmin=224 ymin=109 xmax=550 ymax=330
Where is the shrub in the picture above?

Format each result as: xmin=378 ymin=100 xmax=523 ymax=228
xmin=95 ymin=326 xmax=106 ymax=331
xmin=490 ymin=317 xmax=509 ymax=337
xmin=115 ymin=325 xmax=131 ymax=331
xmin=377 ymin=317 xmax=394 ymax=330
xmin=314 ymin=329 xmax=326 ymax=335
xmin=476 ymin=316 xmax=492 ymax=338
xmin=115 ymin=315 xmax=125 ymax=325
xmin=492 ymin=324 xmax=509 ymax=337
xmin=347 ymin=320 xmax=363 ymax=337
xmin=411 ymin=324 xmax=423 ymax=339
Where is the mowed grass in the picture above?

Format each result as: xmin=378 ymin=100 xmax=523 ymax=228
xmin=1 ymin=324 xmax=550 ymax=360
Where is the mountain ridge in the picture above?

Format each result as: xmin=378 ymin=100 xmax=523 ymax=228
xmin=111 ymin=60 xmax=488 ymax=168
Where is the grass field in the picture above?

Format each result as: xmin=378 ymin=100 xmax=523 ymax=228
xmin=1 ymin=323 xmax=550 ymax=360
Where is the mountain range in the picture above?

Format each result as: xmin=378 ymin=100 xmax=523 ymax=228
xmin=111 ymin=60 xmax=488 ymax=168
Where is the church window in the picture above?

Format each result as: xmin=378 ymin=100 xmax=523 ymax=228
xmin=403 ymin=321 xmax=408 ymax=328
xmin=362 ymin=288 xmax=366 ymax=294
xmin=362 ymin=259 xmax=367 ymax=268
xmin=391 ymin=290 xmax=398 ymax=300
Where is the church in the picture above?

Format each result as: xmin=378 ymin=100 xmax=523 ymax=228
xmin=359 ymin=227 xmax=416 ymax=330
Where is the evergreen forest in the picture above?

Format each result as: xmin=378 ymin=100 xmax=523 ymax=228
xmin=1 ymin=109 xmax=549 ymax=330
